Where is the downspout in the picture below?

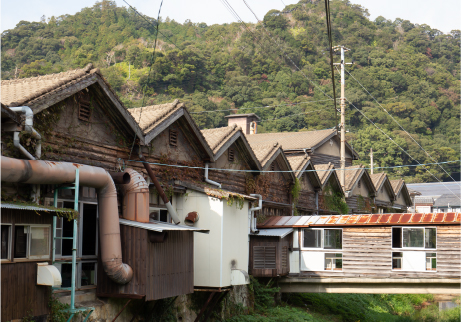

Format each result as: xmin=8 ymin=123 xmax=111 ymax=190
xmin=315 ymin=190 xmax=319 ymax=215
xmin=1 ymin=156 xmax=133 ymax=284
xmin=249 ymin=194 xmax=262 ymax=234
xmin=205 ymin=163 xmax=221 ymax=188
xmin=139 ymin=154 xmax=181 ymax=224
xmin=10 ymin=106 xmax=42 ymax=203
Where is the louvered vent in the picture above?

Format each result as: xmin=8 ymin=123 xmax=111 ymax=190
xmin=281 ymin=246 xmax=288 ymax=269
xmin=270 ymin=163 xmax=275 ymax=171
xmin=228 ymin=148 xmax=235 ymax=162
xmin=253 ymin=246 xmax=276 ymax=269
xmin=78 ymin=94 xmax=91 ymax=121
xmin=357 ymin=180 xmax=361 ymax=189
xmin=169 ymin=130 xmax=178 ymax=147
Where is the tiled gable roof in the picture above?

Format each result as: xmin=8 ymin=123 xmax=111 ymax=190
xmin=390 ymin=179 xmax=404 ymax=194
xmin=286 ymin=155 xmax=310 ymax=173
xmin=250 ymin=143 xmax=280 ymax=168
xmin=201 ymin=124 xmax=241 ymax=154
xmin=128 ymin=99 xmax=184 ymax=135
xmin=369 ymin=172 xmax=386 ymax=190
xmin=245 ymin=128 xmax=335 ymax=150
xmin=342 ymin=165 xmax=365 ymax=191
xmin=314 ymin=163 xmax=334 ymax=186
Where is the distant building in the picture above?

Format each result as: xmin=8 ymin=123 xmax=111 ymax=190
xmin=433 ymin=194 xmax=461 ymax=213
xmin=407 ymin=182 xmax=461 ymax=213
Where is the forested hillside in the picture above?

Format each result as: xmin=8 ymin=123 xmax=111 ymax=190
xmin=2 ymin=0 xmax=459 ymax=182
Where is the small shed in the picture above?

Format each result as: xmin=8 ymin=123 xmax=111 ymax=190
xmin=249 ymin=228 xmax=293 ymax=277
xmin=97 ymin=219 xmax=208 ymax=300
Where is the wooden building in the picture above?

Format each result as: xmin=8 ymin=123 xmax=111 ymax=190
xmin=249 ymin=228 xmax=293 ymax=277
xmin=370 ymin=172 xmax=395 ymax=213
xmin=1 ymin=204 xmax=74 ymax=321
xmin=257 ymin=213 xmax=461 ymax=280
xmin=286 ymin=155 xmax=322 ymax=215
xmin=340 ymin=165 xmax=376 ymax=214
xmin=314 ymin=163 xmax=344 ymax=214
xmin=390 ymin=179 xmax=412 ymax=213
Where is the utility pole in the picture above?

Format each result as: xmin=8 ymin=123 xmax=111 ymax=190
xmin=370 ymin=148 xmax=374 ymax=174
xmin=333 ymin=45 xmax=352 ymax=189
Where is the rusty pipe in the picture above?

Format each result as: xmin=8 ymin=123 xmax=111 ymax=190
xmin=138 ymin=154 xmax=180 ymax=224
xmin=117 ymin=168 xmax=149 ymax=223
xmin=1 ymin=156 xmax=133 ymax=284
xmin=109 ymin=171 xmax=131 ymax=185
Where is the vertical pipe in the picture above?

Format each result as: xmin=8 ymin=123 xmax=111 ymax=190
xmin=71 ymin=169 xmax=79 ymax=310
xmin=340 ymin=46 xmax=346 ymax=190
xmin=53 ymin=186 xmax=58 ymax=263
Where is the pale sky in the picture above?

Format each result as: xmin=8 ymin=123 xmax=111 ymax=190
xmin=1 ymin=0 xmax=460 ymax=34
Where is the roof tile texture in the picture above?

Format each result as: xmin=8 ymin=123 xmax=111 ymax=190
xmin=201 ymin=124 xmax=241 ymax=153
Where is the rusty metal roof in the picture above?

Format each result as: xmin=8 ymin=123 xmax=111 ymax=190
xmin=257 ymin=213 xmax=461 ymax=228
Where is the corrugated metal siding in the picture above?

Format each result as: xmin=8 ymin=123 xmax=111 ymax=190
xmin=146 ymin=230 xmax=194 ymax=301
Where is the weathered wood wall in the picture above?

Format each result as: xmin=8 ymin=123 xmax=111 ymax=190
xmin=249 ymin=234 xmax=291 ymax=277
xmin=345 ymin=196 xmax=374 ymax=214
xmin=1 ymin=209 xmax=54 ymax=321
xmin=309 ymin=154 xmax=352 ymax=168
xmin=297 ymin=225 xmax=461 ymax=278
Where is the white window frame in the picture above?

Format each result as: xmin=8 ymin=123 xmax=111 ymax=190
xmin=324 ymin=252 xmax=343 ymax=271
xmin=301 ymin=228 xmax=343 ymax=250
xmin=391 ymin=251 xmax=403 ymax=271
xmin=392 ymin=226 xmax=437 ymax=250
xmin=1 ymin=224 xmax=12 ymax=262
xmin=13 ymin=224 xmax=52 ymax=260
xmin=426 ymin=252 xmax=437 ymax=272
xmin=149 ymin=206 xmax=172 ymax=223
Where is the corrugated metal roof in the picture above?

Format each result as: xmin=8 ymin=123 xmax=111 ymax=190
xmin=252 ymin=228 xmax=293 ymax=238
xmin=1 ymin=202 xmax=74 ymax=213
xmin=257 ymin=213 xmax=461 ymax=228
xmin=119 ymin=219 xmax=209 ymax=233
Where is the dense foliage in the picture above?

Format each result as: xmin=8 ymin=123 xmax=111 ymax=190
xmin=2 ymin=0 xmax=459 ymax=182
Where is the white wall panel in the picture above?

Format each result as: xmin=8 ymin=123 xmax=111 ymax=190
xmin=301 ymin=251 xmax=324 ymax=271
xmin=402 ymin=251 xmax=426 ymax=272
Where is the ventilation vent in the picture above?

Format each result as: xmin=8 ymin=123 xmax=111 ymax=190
xmin=270 ymin=163 xmax=275 ymax=172
xmin=228 ymin=148 xmax=235 ymax=162
xmin=253 ymin=246 xmax=276 ymax=269
xmin=78 ymin=94 xmax=91 ymax=121
xmin=281 ymin=246 xmax=288 ymax=269
xmin=169 ymin=130 xmax=178 ymax=147
xmin=357 ymin=180 xmax=361 ymax=189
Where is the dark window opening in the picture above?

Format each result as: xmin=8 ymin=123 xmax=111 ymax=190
xmin=1 ymin=225 xmax=10 ymax=259
xmin=425 ymin=228 xmax=436 ymax=249
xmin=324 ymin=229 xmax=342 ymax=249
xmin=82 ymin=204 xmax=97 ymax=256
xmin=392 ymin=252 xmax=402 ymax=269
xmin=392 ymin=227 xmax=402 ymax=248
xmin=62 ymin=202 xmax=75 ymax=256
xmin=403 ymin=228 xmax=424 ymax=248
xmin=303 ymin=229 xmax=322 ymax=248
xmin=14 ymin=226 xmax=27 ymax=258
xmin=81 ymin=262 xmax=96 ymax=286
xmin=228 ymin=149 xmax=235 ymax=162
xmin=169 ymin=130 xmax=178 ymax=147
xmin=78 ymin=92 xmax=91 ymax=121
xmin=61 ymin=264 xmax=73 ymax=288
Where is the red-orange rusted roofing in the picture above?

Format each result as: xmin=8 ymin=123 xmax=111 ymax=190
xmin=257 ymin=213 xmax=460 ymax=228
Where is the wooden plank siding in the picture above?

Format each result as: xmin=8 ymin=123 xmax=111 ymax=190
xmin=309 ymin=154 xmax=352 ymax=169
xmin=1 ymin=209 xmax=54 ymax=321
xmin=296 ymin=226 xmax=461 ymax=279
xmin=345 ymin=195 xmax=374 ymax=214
xmin=97 ymin=225 xmax=194 ymax=301
xmin=249 ymin=235 xmax=292 ymax=277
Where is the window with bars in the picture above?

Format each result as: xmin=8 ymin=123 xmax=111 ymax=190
xmin=253 ymin=246 xmax=276 ymax=269
xmin=228 ymin=148 xmax=235 ymax=162
xmin=78 ymin=92 xmax=92 ymax=121
xmin=169 ymin=130 xmax=178 ymax=147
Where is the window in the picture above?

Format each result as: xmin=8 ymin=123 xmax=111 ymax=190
xmin=150 ymin=208 xmax=170 ymax=223
xmin=302 ymin=229 xmax=342 ymax=249
xmin=426 ymin=253 xmax=436 ymax=271
xmin=78 ymin=91 xmax=91 ymax=121
xmin=169 ymin=129 xmax=178 ymax=147
xmin=80 ymin=262 xmax=97 ymax=286
xmin=13 ymin=225 xmax=51 ymax=260
xmin=392 ymin=227 xmax=436 ymax=249
xmin=228 ymin=148 xmax=235 ymax=162
xmin=392 ymin=252 xmax=402 ymax=270
xmin=325 ymin=253 xmax=342 ymax=270
xmin=1 ymin=225 xmax=11 ymax=261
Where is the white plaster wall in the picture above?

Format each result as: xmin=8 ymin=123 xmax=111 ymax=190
xmin=402 ymin=251 xmax=426 ymax=272
xmin=181 ymin=190 xmax=224 ymax=287
xmin=301 ymin=252 xmax=325 ymax=271
xmin=222 ymin=200 xmax=250 ymax=286
xmin=290 ymin=251 xmax=300 ymax=273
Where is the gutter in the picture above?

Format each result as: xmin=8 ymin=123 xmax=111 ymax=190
xmin=204 ymin=163 xmax=221 ymax=188
xmin=249 ymin=194 xmax=262 ymax=234
xmin=1 ymin=156 xmax=133 ymax=284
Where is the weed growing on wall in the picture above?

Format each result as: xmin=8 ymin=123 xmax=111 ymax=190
xmin=323 ymin=185 xmax=349 ymax=214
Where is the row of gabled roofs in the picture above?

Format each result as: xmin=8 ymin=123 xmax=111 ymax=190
xmin=1 ymin=64 xmax=408 ymax=202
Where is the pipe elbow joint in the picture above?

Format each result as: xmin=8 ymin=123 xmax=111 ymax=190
xmin=103 ymin=260 xmax=134 ymax=284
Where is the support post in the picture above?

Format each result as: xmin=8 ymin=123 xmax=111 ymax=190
xmin=70 ymin=169 xmax=80 ymax=312
xmin=370 ymin=148 xmax=374 ymax=174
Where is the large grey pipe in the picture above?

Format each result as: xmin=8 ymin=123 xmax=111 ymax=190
xmin=1 ymin=156 xmax=133 ymax=284
xmin=9 ymin=106 xmax=42 ymax=159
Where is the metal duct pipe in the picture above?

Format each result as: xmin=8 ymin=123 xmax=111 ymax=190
xmin=204 ymin=163 xmax=221 ymax=188
xmin=1 ymin=156 xmax=133 ymax=284
xmin=249 ymin=194 xmax=262 ymax=234
xmin=116 ymin=168 xmax=150 ymax=223
xmin=139 ymin=154 xmax=181 ymax=224
xmin=109 ymin=171 xmax=131 ymax=185
xmin=10 ymin=106 xmax=42 ymax=159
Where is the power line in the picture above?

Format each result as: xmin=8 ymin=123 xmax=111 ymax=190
xmin=345 ymin=68 xmax=459 ymax=183
xmin=127 ymin=158 xmax=460 ymax=174
xmin=346 ymin=97 xmax=461 ymax=200
xmin=323 ymin=0 xmax=338 ymax=129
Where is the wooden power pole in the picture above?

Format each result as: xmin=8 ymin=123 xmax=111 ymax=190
xmin=370 ymin=148 xmax=374 ymax=174
xmin=333 ymin=45 xmax=352 ymax=188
